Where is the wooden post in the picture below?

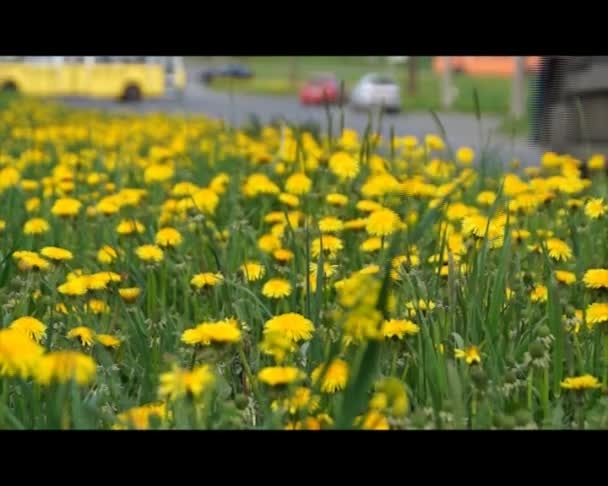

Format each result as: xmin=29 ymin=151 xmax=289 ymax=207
xmin=408 ymin=57 xmax=418 ymax=96
xmin=288 ymin=56 xmax=299 ymax=89
xmin=510 ymin=56 xmax=526 ymax=119
xmin=441 ymin=57 xmax=453 ymax=109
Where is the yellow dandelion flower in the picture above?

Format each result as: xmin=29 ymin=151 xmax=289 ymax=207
xmin=585 ymin=198 xmax=606 ymax=219
xmin=25 ymin=197 xmax=40 ymax=213
xmin=240 ymin=261 xmax=266 ymax=282
xmin=366 ymin=208 xmax=401 ymax=237
xmin=285 ymin=172 xmax=312 ymax=195
xmin=9 ymin=316 xmax=47 ymax=342
xmin=356 ymin=199 xmax=383 ymax=213
xmin=312 ymin=359 xmax=349 ymax=393
xmin=190 ymin=272 xmax=223 ymax=289
xmin=272 ymin=387 xmax=320 ymax=415
xmin=382 ymin=319 xmax=420 ymax=339
xmin=40 ymin=246 xmax=73 ymax=262
xmin=561 ymin=374 xmax=602 ymax=391
xmin=96 ymin=334 xmax=121 ymax=349
xmin=357 ymin=410 xmax=390 ymax=430
xmin=258 ymin=366 xmax=306 ymax=387
xmin=262 ymin=278 xmax=292 ymax=299
xmin=425 ymin=134 xmax=445 ymax=151
xmin=14 ymin=252 xmax=50 ymax=272
xmin=51 ymin=197 xmax=82 ymax=217
xmin=360 ymin=237 xmax=387 ymax=253
xmin=555 ymin=270 xmax=576 ymax=286
xmin=278 ymin=192 xmax=300 ymax=208
xmin=135 ymin=244 xmax=164 ymax=263
xmin=258 ymin=233 xmax=282 ymax=253
xmin=344 ymin=218 xmax=368 ymax=231
xmin=86 ymin=299 xmax=110 ymax=315
xmin=260 ymin=330 xmax=296 ymax=364
xmin=586 ymin=303 xmax=608 ymax=325
xmin=67 ymin=326 xmax=96 ymax=347
xmin=318 ymin=216 xmax=344 ymax=233
xmin=115 ymin=403 xmax=166 ymax=430
xmin=155 ymin=227 xmax=183 ymax=248
xmin=583 ymin=269 xmax=608 ymax=289
xmin=272 ymin=248 xmax=295 ymax=264
xmin=191 ymin=188 xmax=220 ymax=215
xmin=116 ymin=219 xmax=145 ymax=235
xmin=0 ymin=328 xmax=45 ymax=378
xmin=588 ymin=154 xmax=605 ymax=171
xmin=329 ymin=151 xmax=359 ymax=180
xmin=23 ymin=218 xmax=50 ymax=235
xmin=181 ymin=321 xmax=241 ymax=346
xmin=264 ymin=313 xmax=314 ymax=343
xmin=531 ymin=285 xmax=548 ymax=303
xmin=546 ymin=238 xmax=573 ymax=262
xmin=119 ymin=287 xmax=141 ymax=303
xmin=456 ymin=146 xmax=475 ymax=165
xmin=454 ymin=345 xmax=481 ymax=365
xmin=57 ymin=276 xmax=89 ymax=296
xmin=326 ymin=193 xmax=348 ymax=207
xmin=144 ymin=163 xmax=174 ymax=185
xmin=311 ymin=234 xmax=343 ymax=258
xmin=34 ymin=351 xmax=96 ymax=386
xmin=159 ymin=364 xmax=215 ymax=400
xmin=97 ymin=245 xmax=119 ymax=264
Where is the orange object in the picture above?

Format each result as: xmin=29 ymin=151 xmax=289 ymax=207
xmin=432 ymin=57 xmax=541 ymax=77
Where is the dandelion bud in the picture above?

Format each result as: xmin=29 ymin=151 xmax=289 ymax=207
xmin=469 ymin=365 xmax=488 ymax=389
xmin=501 ymin=414 xmax=516 ymax=430
xmin=515 ymin=409 xmax=532 ymax=426
xmin=565 ymin=305 xmax=576 ymax=318
xmin=538 ymin=325 xmax=551 ymax=338
xmin=234 ymin=394 xmax=249 ymax=410
xmin=505 ymin=370 xmax=518 ymax=384
xmin=528 ymin=341 xmax=545 ymax=359
xmin=410 ymin=410 xmax=427 ymax=429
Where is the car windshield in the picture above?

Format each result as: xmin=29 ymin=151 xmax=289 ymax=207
xmin=371 ymin=76 xmax=396 ymax=85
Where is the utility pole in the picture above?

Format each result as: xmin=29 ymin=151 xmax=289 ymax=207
xmin=441 ymin=57 xmax=454 ymax=110
xmin=510 ymin=56 xmax=526 ymax=119
xmin=288 ymin=56 xmax=299 ymax=89
xmin=408 ymin=57 xmax=418 ymax=96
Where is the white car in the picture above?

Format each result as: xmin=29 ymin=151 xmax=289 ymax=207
xmin=350 ymin=73 xmax=401 ymax=113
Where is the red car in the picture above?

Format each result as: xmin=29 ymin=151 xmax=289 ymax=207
xmin=299 ymin=74 xmax=344 ymax=105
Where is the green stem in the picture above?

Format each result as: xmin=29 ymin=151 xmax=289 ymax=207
xmin=191 ymin=347 xmax=197 ymax=370
xmin=576 ymin=391 xmax=585 ymax=430
xmin=527 ymin=368 xmax=533 ymax=410
xmin=0 ymin=378 xmax=7 ymax=428
xmin=471 ymin=392 xmax=477 ymax=429
xmin=603 ymin=333 xmax=608 ymax=387
xmin=390 ymin=343 xmax=398 ymax=377
xmin=237 ymin=344 xmax=259 ymax=403
xmin=400 ymin=363 xmax=410 ymax=382
xmin=541 ymin=367 xmax=549 ymax=420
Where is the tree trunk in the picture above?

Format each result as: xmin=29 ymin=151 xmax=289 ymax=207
xmin=288 ymin=56 xmax=299 ymax=89
xmin=408 ymin=57 xmax=418 ymax=96
xmin=441 ymin=57 xmax=453 ymax=109
xmin=510 ymin=56 xmax=526 ymax=119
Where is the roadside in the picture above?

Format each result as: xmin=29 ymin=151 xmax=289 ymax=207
xmin=193 ymin=57 xmax=534 ymax=137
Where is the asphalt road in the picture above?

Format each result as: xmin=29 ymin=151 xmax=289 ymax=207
xmin=58 ymin=67 xmax=544 ymax=167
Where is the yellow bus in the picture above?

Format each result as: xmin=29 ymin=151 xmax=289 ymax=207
xmin=0 ymin=56 xmax=186 ymax=101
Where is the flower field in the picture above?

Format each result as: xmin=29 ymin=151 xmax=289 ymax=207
xmin=1 ymin=98 xmax=608 ymax=430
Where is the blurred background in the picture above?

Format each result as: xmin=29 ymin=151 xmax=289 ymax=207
xmin=192 ymin=56 xmax=537 ymax=136
xmin=1 ymin=56 xmax=604 ymax=164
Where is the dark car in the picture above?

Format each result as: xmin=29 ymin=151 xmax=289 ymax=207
xmin=200 ymin=63 xmax=254 ymax=84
